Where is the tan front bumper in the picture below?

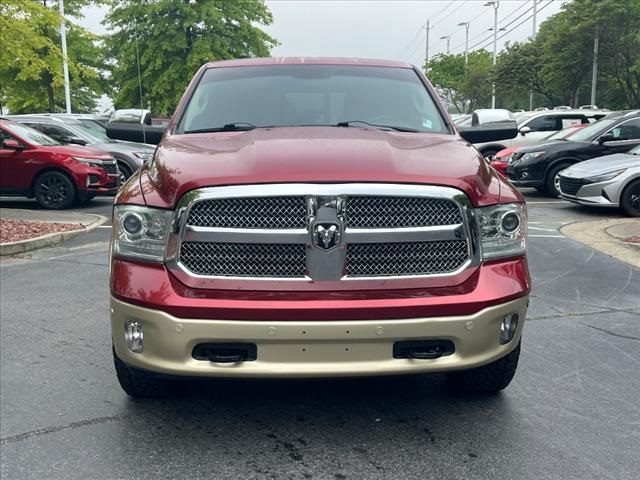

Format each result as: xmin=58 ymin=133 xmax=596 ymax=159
xmin=111 ymin=296 xmax=528 ymax=378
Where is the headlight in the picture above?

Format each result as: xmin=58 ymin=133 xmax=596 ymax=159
xmin=476 ymin=203 xmax=527 ymax=260
xmin=585 ymin=169 xmax=626 ymax=183
xmin=520 ymin=151 xmax=546 ymax=162
xmin=112 ymin=205 xmax=172 ymax=262
xmin=133 ymin=151 xmax=154 ymax=161
xmin=73 ymin=156 xmax=102 ymax=167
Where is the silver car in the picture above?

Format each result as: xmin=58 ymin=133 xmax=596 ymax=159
xmin=558 ymin=145 xmax=640 ymax=217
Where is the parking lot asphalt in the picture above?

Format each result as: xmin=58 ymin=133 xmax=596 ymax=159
xmin=1 ymin=191 xmax=639 ymax=480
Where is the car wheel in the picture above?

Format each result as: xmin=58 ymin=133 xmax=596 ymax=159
xmin=117 ymin=163 xmax=132 ymax=185
xmin=446 ymin=341 xmax=520 ymax=393
xmin=481 ymin=148 xmax=500 ymax=161
xmin=545 ymin=163 xmax=571 ymax=197
xmin=113 ymin=346 xmax=177 ymax=398
xmin=34 ymin=171 xmax=76 ymax=209
xmin=620 ymin=179 xmax=640 ymax=217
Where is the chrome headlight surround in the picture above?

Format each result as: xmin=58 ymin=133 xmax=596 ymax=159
xmin=476 ymin=203 xmax=527 ymax=260
xmin=73 ymin=156 xmax=103 ymax=167
xmin=112 ymin=205 xmax=172 ymax=262
xmin=520 ymin=151 xmax=546 ymax=162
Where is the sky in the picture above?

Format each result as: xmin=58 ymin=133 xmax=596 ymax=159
xmin=79 ymin=0 xmax=565 ymax=68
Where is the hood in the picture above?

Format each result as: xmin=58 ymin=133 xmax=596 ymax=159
xmin=112 ymin=140 xmax=155 ymax=151
xmin=47 ymin=144 xmax=113 ymax=159
xmin=137 ymin=126 xmax=506 ymax=209
xmin=561 ymin=153 xmax=639 ymax=177
xmin=515 ymin=140 xmax=574 ymax=154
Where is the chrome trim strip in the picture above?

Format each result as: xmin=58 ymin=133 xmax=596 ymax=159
xmin=183 ymin=227 xmax=308 ymax=244
xmin=346 ymin=224 xmax=463 ymax=243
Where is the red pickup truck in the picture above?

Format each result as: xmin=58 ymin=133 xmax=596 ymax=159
xmin=109 ymin=58 xmax=530 ymax=397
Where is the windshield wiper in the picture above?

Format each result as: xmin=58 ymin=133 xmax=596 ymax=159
xmin=336 ymin=120 xmax=420 ymax=133
xmin=184 ymin=122 xmax=257 ymax=134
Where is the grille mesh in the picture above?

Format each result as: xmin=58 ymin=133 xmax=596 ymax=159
xmin=346 ymin=240 xmax=468 ymax=277
xmin=187 ymin=197 xmax=306 ymax=229
xmin=102 ymin=163 xmax=118 ymax=174
xmin=347 ymin=196 xmax=462 ymax=228
xmin=559 ymin=177 xmax=590 ymax=196
xmin=180 ymin=242 xmax=306 ymax=277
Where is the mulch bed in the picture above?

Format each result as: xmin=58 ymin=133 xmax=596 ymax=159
xmin=0 ymin=219 xmax=83 ymax=244
xmin=623 ymin=236 xmax=640 ymax=244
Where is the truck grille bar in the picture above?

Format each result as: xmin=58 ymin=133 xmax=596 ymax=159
xmin=166 ymin=184 xmax=480 ymax=290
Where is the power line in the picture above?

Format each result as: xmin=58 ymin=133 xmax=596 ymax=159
xmin=399 ymin=1 xmax=459 ymax=59
xmin=430 ymin=1 xmax=457 ymax=24
xmin=433 ymin=0 xmax=470 ymax=26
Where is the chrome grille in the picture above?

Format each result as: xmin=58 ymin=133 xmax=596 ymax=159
xmin=559 ymin=176 xmax=590 ymax=196
xmin=180 ymin=242 xmax=306 ymax=277
xmin=347 ymin=196 xmax=462 ymax=228
xmin=346 ymin=240 xmax=469 ymax=277
xmin=102 ymin=162 xmax=118 ymax=175
xmin=187 ymin=196 xmax=306 ymax=229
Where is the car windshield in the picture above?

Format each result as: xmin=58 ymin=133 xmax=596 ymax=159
xmin=70 ymin=120 xmax=112 ymax=143
xmin=5 ymin=122 xmax=60 ymax=146
xmin=569 ymin=117 xmax=618 ymax=142
xmin=543 ymin=126 xmax=582 ymax=141
xmin=515 ymin=112 xmax=536 ymax=124
xmin=178 ymin=65 xmax=448 ymax=134
xmin=630 ymin=145 xmax=640 ymax=155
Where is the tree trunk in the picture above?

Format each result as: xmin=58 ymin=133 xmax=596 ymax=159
xmin=47 ymin=83 xmax=55 ymax=112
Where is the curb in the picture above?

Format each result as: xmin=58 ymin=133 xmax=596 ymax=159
xmin=560 ymin=218 xmax=640 ymax=269
xmin=0 ymin=214 xmax=108 ymax=256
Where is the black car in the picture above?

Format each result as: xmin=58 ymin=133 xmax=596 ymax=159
xmin=507 ymin=110 xmax=640 ymax=196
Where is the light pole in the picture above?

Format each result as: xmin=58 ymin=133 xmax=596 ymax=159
xmin=484 ymin=1 xmax=499 ymax=109
xmin=440 ymin=35 xmax=451 ymax=54
xmin=58 ymin=0 xmax=71 ymax=113
xmin=530 ymin=0 xmax=538 ymax=110
xmin=457 ymin=22 xmax=470 ymax=65
xmin=425 ymin=20 xmax=431 ymax=66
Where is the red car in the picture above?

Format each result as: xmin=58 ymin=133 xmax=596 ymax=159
xmin=108 ymin=57 xmax=530 ymax=397
xmin=490 ymin=124 xmax=587 ymax=177
xmin=0 ymin=120 xmax=119 ymax=208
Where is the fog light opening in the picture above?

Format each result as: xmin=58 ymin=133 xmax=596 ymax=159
xmin=500 ymin=313 xmax=518 ymax=345
xmin=124 ymin=321 xmax=143 ymax=353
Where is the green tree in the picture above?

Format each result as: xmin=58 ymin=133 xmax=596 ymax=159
xmin=425 ymin=51 xmax=493 ymax=112
xmin=104 ymin=0 xmax=278 ymax=117
xmin=0 ymin=0 xmax=109 ymax=113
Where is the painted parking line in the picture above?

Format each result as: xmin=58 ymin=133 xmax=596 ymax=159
xmin=529 ymin=234 xmax=567 ymax=238
xmin=525 ymin=201 xmax=567 ymax=204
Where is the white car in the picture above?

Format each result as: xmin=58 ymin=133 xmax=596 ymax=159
xmin=558 ymin=145 xmax=640 ymax=217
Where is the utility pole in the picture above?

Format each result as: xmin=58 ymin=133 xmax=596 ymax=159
xmin=425 ymin=21 xmax=431 ymax=67
xmin=440 ymin=35 xmax=451 ymax=54
xmin=458 ymin=22 xmax=470 ymax=65
xmin=484 ymin=1 xmax=499 ymax=109
xmin=590 ymin=28 xmax=599 ymax=106
xmin=58 ymin=0 xmax=71 ymax=113
xmin=529 ymin=0 xmax=537 ymax=111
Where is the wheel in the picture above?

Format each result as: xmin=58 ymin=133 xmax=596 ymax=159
xmin=113 ymin=346 xmax=177 ymax=398
xmin=545 ymin=162 xmax=571 ymax=197
xmin=480 ymin=148 xmax=500 ymax=161
xmin=117 ymin=163 xmax=132 ymax=185
xmin=620 ymin=179 xmax=640 ymax=217
xmin=34 ymin=171 xmax=76 ymax=209
xmin=446 ymin=341 xmax=521 ymax=393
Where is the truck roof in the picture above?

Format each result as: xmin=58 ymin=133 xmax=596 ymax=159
xmin=205 ymin=57 xmax=414 ymax=69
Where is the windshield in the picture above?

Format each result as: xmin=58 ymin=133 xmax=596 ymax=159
xmin=178 ymin=65 xmax=448 ymax=134
xmin=70 ymin=120 xmax=112 ymax=143
xmin=569 ymin=118 xmax=617 ymax=142
xmin=5 ymin=122 xmax=60 ymax=146
xmin=515 ymin=112 xmax=536 ymax=125
xmin=630 ymin=145 xmax=640 ymax=155
xmin=543 ymin=126 xmax=583 ymax=141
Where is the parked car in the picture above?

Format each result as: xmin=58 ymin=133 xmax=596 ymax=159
xmin=0 ymin=119 xmax=119 ymax=208
xmin=507 ymin=110 xmax=640 ymax=196
xmin=490 ymin=125 xmax=587 ymax=177
xmin=6 ymin=114 xmax=154 ymax=183
xmin=473 ymin=109 xmax=606 ymax=159
xmin=558 ymin=144 xmax=640 ymax=216
xmin=108 ymin=57 xmax=529 ymax=398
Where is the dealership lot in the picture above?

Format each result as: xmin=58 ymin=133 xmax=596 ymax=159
xmin=1 ymin=191 xmax=638 ymax=480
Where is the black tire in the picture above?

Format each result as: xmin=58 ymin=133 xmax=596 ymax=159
xmin=620 ymin=179 xmax=640 ymax=217
xmin=117 ymin=163 xmax=132 ymax=185
xmin=34 ymin=171 xmax=76 ymax=209
xmin=113 ymin=347 xmax=177 ymax=398
xmin=446 ymin=341 xmax=521 ymax=393
xmin=545 ymin=162 xmax=571 ymax=197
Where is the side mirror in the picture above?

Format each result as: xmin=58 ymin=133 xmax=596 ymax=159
xmin=519 ymin=126 xmax=531 ymax=136
xmin=1 ymin=139 xmax=24 ymax=150
xmin=66 ymin=136 xmax=88 ymax=146
xmin=458 ymin=109 xmax=518 ymax=144
xmin=106 ymin=122 xmax=167 ymax=145
xmin=598 ymin=133 xmax=615 ymax=144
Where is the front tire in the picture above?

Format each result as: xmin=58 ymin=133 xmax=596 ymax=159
xmin=545 ymin=163 xmax=571 ymax=197
xmin=113 ymin=347 xmax=177 ymax=398
xmin=34 ymin=171 xmax=76 ymax=209
xmin=446 ymin=341 xmax=521 ymax=393
xmin=620 ymin=179 xmax=640 ymax=217
xmin=117 ymin=163 xmax=132 ymax=185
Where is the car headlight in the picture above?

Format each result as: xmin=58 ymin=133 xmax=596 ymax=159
xmin=584 ymin=168 xmax=626 ymax=183
xmin=520 ymin=151 xmax=546 ymax=162
xmin=133 ymin=151 xmax=154 ymax=161
xmin=73 ymin=156 xmax=103 ymax=167
xmin=112 ymin=205 xmax=172 ymax=262
xmin=476 ymin=203 xmax=527 ymax=260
